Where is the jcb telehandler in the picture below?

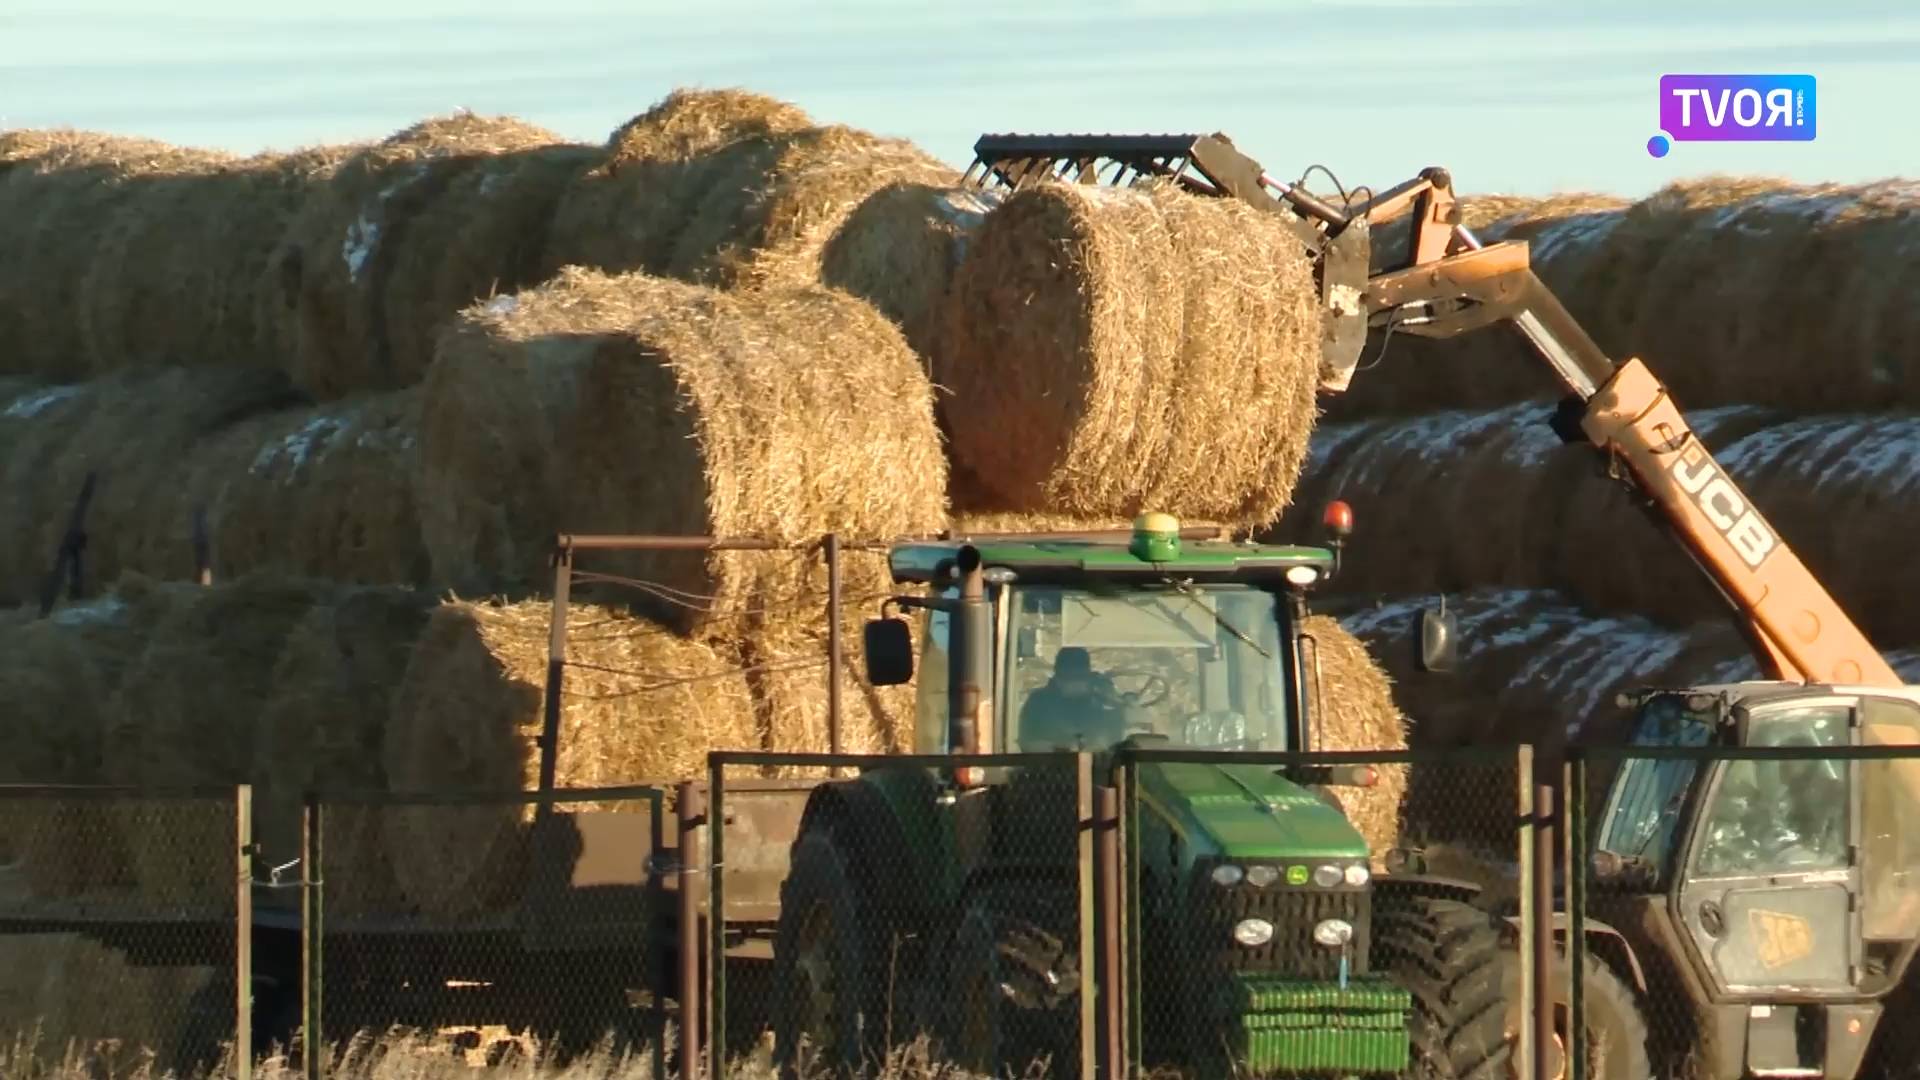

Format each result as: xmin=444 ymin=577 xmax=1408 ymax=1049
xmin=773 ymin=133 xmax=1920 ymax=1080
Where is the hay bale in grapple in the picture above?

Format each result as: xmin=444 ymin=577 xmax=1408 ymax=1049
xmin=0 ymin=580 xmax=192 ymax=897
xmin=542 ymin=88 xmax=815 ymax=277
xmin=819 ymin=183 xmax=1002 ymax=362
xmin=940 ymin=181 xmax=1323 ymax=527
xmin=418 ymin=269 xmax=947 ymax=628
xmin=0 ymin=131 xmax=233 ymax=377
xmin=1300 ymin=615 xmax=1408 ymax=859
xmin=382 ymin=600 xmax=761 ymax=920
xmin=0 ymin=367 xmax=305 ymax=605
xmin=79 ymin=146 xmax=350 ymax=376
xmin=255 ymin=587 xmax=436 ymax=916
xmin=269 ymin=113 xmax=561 ymax=398
xmin=104 ymin=575 xmax=330 ymax=906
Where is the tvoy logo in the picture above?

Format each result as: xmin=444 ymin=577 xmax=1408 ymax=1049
xmin=1647 ymin=74 xmax=1815 ymax=158
xmin=1668 ymin=444 xmax=1777 ymax=569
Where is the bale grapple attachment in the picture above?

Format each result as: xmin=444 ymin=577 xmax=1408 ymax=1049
xmin=964 ymin=133 xmax=1464 ymax=393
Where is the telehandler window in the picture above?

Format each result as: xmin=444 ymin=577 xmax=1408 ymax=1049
xmin=1859 ymin=697 xmax=1920 ymax=944
xmin=1692 ymin=705 xmax=1849 ymax=879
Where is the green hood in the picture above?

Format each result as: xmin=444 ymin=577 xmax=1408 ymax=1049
xmin=1138 ymin=761 xmax=1369 ymax=862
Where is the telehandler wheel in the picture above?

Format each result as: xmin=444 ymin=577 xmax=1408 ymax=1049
xmin=932 ymin=882 xmax=1080 ymax=1078
xmin=771 ymin=831 xmax=895 ymax=1079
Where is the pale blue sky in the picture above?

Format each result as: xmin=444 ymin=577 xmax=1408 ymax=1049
xmin=3 ymin=1 xmax=1913 ymax=197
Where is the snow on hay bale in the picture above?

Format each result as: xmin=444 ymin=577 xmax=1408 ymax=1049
xmin=542 ymin=88 xmax=816 ymax=277
xmin=381 ymin=600 xmax=762 ymax=919
xmin=79 ymin=146 xmax=351 ymax=376
xmin=104 ymin=575 xmax=330 ymax=906
xmin=0 ymin=131 xmax=233 ymax=378
xmin=254 ymin=587 xmax=436 ymax=917
xmin=417 ymin=269 xmax=946 ymax=629
xmin=939 ymin=180 xmax=1323 ymax=527
xmin=269 ymin=113 xmax=564 ymax=398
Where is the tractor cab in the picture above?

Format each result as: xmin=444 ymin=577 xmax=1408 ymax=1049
xmin=1589 ymin=683 xmax=1920 ymax=1077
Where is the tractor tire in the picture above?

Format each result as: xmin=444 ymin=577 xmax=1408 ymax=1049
xmin=931 ymin=881 xmax=1080 ymax=1078
xmin=770 ymin=830 xmax=898 ymax=1079
xmin=1373 ymin=896 xmax=1653 ymax=1080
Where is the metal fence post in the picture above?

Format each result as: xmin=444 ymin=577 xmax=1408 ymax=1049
xmin=707 ymin=760 xmax=727 ymax=1078
xmin=1094 ymin=773 xmax=1123 ymax=1079
xmin=825 ymin=533 xmax=843 ymax=777
xmin=236 ymin=784 xmax=254 ymax=1080
xmin=1075 ymin=753 xmax=1096 ymax=1080
xmin=1515 ymin=747 xmax=1534 ymax=1080
xmin=302 ymin=794 xmax=324 ymax=1080
xmin=676 ymin=781 xmax=704 ymax=1080
xmin=1567 ymin=752 xmax=1589 ymax=1080
xmin=1533 ymin=767 xmax=1558 ymax=1080
xmin=1120 ymin=760 xmax=1141 ymax=1076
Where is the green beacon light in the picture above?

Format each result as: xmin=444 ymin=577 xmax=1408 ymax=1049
xmin=1130 ymin=511 xmax=1181 ymax=562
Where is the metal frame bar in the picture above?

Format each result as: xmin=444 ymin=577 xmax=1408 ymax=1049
xmin=302 ymin=794 xmax=324 ymax=1080
xmin=236 ymin=784 xmax=254 ymax=1080
xmin=1517 ymin=747 xmax=1536 ymax=1080
xmin=677 ymin=781 xmax=705 ymax=1080
xmin=1568 ymin=751 xmax=1589 ymax=1080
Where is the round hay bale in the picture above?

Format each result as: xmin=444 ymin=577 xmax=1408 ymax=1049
xmin=382 ymin=601 xmax=761 ymax=920
xmin=664 ymin=124 xmax=957 ymax=291
xmin=820 ymin=182 xmax=1003 ymax=362
xmin=103 ymin=575 xmax=331 ymax=907
xmin=419 ymin=270 xmax=947 ymax=630
xmin=541 ymin=89 xmax=813 ymax=280
xmin=939 ymin=180 xmax=1323 ymax=527
xmin=0 ymin=131 xmax=234 ymax=378
xmin=0 ymin=580 xmax=191 ymax=897
xmin=255 ymin=587 xmax=436 ymax=916
xmin=0 ymin=367 xmax=305 ymax=607
xmin=188 ymin=389 xmax=428 ymax=586
xmin=1300 ymin=614 xmax=1408 ymax=859
xmin=272 ymin=113 xmax=561 ymax=398
xmin=78 ymin=146 xmax=350 ymax=377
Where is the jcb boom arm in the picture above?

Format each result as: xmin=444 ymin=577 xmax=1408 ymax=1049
xmin=1358 ymin=187 xmax=1899 ymax=689
xmin=965 ymin=132 xmax=1895 ymax=688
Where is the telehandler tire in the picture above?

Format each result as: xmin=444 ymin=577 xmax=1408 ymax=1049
xmin=770 ymin=830 xmax=898 ymax=1079
xmin=931 ymin=881 xmax=1081 ymax=1078
xmin=1373 ymin=896 xmax=1652 ymax=1080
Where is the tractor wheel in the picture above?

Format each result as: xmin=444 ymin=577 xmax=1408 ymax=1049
xmin=1373 ymin=896 xmax=1652 ymax=1080
xmin=770 ymin=831 xmax=895 ymax=1079
xmin=932 ymin=882 xmax=1080 ymax=1077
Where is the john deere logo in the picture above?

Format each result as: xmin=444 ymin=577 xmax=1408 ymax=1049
xmin=1749 ymin=909 xmax=1814 ymax=970
xmin=1286 ymin=865 xmax=1310 ymax=886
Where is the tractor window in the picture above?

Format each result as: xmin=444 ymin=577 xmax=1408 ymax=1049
xmin=1002 ymin=583 xmax=1288 ymax=753
xmin=1859 ymin=697 xmax=1920 ymax=943
xmin=912 ymin=586 xmax=958 ymax=754
xmin=1692 ymin=705 xmax=1851 ymax=879
xmin=1596 ymin=694 xmax=1716 ymax=874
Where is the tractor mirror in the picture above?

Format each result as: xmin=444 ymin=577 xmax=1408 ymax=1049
xmin=864 ymin=617 xmax=915 ymax=686
xmin=1416 ymin=603 xmax=1458 ymax=673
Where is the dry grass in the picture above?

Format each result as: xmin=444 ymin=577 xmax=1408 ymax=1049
xmin=419 ymin=269 xmax=947 ymax=630
xmin=270 ymin=113 xmax=562 ymax=398
xmin=0 ymin=934 xmax=222 ymax=1080
xmin=939 ymin=180 xmax=1323 ymax=527
xmin=79 ymin=146 xmax=350 ymax=377
xmin=0 ymin=130 xmax=234 ymax=378
xmin=380 ymin=600 xmax=761 ymax=920
xmin=103 ymin=575 xmax=331 ymax=905
xmin=1299 ymin=615 xmax=1408 ymax=860
xmin=253 ymin=587 xmax=438 ymax=915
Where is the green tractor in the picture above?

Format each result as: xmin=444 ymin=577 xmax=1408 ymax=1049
xmin=767 ymin=514 xmax=1594 ymax=1077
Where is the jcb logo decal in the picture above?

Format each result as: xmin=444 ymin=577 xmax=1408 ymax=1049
xmin=1669 ymin=445 xmax=1777 ymax=570
xmin=1749 ymin=909 xmax=1814 ymax=970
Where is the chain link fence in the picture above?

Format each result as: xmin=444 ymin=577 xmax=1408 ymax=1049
xmin=0 ymin=785 xmax=247 ymax=1078
xmin=1569 ymin=734 xmax=1920 ymax=1080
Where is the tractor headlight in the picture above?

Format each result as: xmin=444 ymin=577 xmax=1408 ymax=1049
xmin=1245 ymin=865 xmax=1280 ymax=888
xmin=1312 ymin=864 xmax=1344 ymax=889
xmin=1211 ymin=864 xmax=1245 ymax=887
xmin=1233 ymin=918 xmax=1275 ymax=947
xmin=1345 ymin=863 xmax=1371 ymax=887
xmin=1313 ymin=918 xmax=1355 ymax=948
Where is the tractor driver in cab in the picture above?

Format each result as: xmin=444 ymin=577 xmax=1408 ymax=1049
xmin=1019 ymin=647 xmax=1129 ymax=751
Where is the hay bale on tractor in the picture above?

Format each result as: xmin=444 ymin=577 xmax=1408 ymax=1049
xmin=381 ymin=600 xmax=763 ymax=919
xmin=104 ymin=575 xmax=331 ymax=906
xmin=268 ymin=113 xmax=562 ymax=398
xmin=542 ymin=88 xmax=815 ymax=277
xmin=1300 ymin=615 xmax=1409 ymax=858
xmin=78 ymin=146 xmax=349 ymax=375
xmin=255 ymin=587 xmax=437 ymax=917
xmin=418 ymin=269 xmax=946 ymax=630
xmin=0 ymin=131 xmax=233 ymax=378
xmin=939 ymin=180 xmax=1323 ymax=527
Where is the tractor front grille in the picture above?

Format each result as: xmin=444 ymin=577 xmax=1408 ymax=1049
xmin=1192 ymin=873 xmax=1371 ymax=981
